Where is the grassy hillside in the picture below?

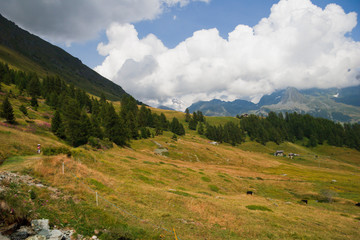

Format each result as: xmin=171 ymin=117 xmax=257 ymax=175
xmin=1 ymin=84 xmax=360 ymax=240
xmin=0 ymin=14 xmax=127 ymax=101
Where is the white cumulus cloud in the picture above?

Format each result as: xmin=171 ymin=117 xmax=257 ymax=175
xmin=95 ymin=0 xmax=360 ymax=110
xmin=0 ymin=0 xmax=209 ymax=44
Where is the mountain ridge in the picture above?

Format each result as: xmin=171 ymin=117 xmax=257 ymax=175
xmin=0 ymin=14 xmax=127 ymax=101
xmin=187 ymin=86 xmax=360 ymax=123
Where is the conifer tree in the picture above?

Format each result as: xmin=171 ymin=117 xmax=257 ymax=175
xmin=189 ymin=118 xmax=197 ymax=130
xmin=51 ymin=110 xmax=65 ymax=139
xmin=185 ymin=108 xmax=191 ymax=122
xmin=19 ymin=105 xmax=28 ymax=116
xmin=1 ymin=96 xmax=15 ymax=124
xmin=197 ymin=122 xmax=204 ymax=135
xmin=27 ymin=74 xmax=41 ymax=96
xmin=30 ymin=96 xmax=39 ymax=109
xmin=90 ymin=115 xmax=103 ymax=139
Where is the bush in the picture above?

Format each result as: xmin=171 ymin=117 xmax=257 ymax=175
xmin=209 ymin=185 xmax=219 ymax=192
xmin=42 ymin=146 xmax=71 ymax=156
xmin=246 ymin=205 xmax=272 ymax=212
xmin=29 ymin=190 xmax=37 ymax=200
xmin=19 ymin=105 xmax=28 ymax=116
xmin=201 ymin=176 xmax=211 ymax=182
xmin=88 ymin=137 xmax=113 ymax=150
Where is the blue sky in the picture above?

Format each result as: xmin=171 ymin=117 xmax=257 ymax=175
xmin=61 ymin=0 xmax=360 ymax=68
xmin=1 ymin=0 xmax=359 ymax=109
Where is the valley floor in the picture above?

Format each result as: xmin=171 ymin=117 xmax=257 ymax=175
xmin=1 ymin=125 xmax=360 ymax=239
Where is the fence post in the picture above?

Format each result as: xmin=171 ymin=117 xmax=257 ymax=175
xmin=62 ymin=162 xmax=64 ymax=174
xmin=96 ymin=191 xmax=99 ymax=206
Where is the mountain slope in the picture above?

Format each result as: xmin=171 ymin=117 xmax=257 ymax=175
xmin=0 ymin=14 xmax=127 ymax=101
xmin=187 ymin=86 xmax=360 ymax=122
xmin=188 ymin=99 xmax=257 ymax=116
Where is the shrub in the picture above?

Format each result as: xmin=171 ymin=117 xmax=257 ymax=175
xmin=209 ymin=185 xmax=219 ymax=192
xmin=29 ymin=190 xmax=37 ymax=200
xmin=246 ymin=205 xmax=272 ymax=212
xmin=42 ymin=146 xmax=71 ymax=156
xmin=19 ymin=105 xmax=28 ymax=116
xmin=201 ymin=176 xmax=211 ymax=182
xmin=88 ymin=137 xmax=113 ymax=150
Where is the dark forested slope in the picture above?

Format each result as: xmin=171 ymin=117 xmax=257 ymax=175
xmin=0 ymin=14 xmax=127 ymax=101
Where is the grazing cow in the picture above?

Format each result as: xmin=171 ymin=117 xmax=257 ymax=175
xmin=247 ymin=191 xmax=253 ymax=195
xmin=301 ymin=199 xmax=308 ymax=204
xmin=356 ymin=202 xmax=360 ymax=207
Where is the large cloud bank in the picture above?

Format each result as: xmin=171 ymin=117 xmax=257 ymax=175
xmin=95 ymin=0 xmax=360 ymax=110
xmin=0 ymin=0 xmax=208 ymax=44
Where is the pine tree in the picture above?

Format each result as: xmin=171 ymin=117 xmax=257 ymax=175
xmin=189 ymin=118 xmax=197 ymax=130
xmin=1 ymin=96 xmax=15 ymax=124
xmin=197 ymin=122 xmax=204 ymax=135
xmin=90 ymin=115 xmax=103 ymax=139
xmin=27 ymin=74 xmax=41 ymax=96
xmin=30 ymin=96 xmax=39 ymax=109
xmin=185 ymin=108 xmax=191 ymax=122
xmin=19 ymin=105 xmax=28 ymax=116
xmin=51 ymin=110 xmax=65 ymax=139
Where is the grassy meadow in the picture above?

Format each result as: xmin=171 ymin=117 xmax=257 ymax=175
xmin=1 ymin=85 xmax=360 ymax=239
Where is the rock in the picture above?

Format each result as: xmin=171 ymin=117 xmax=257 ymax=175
xmin=154 ymin=148 xmax=168 ymax=156
xmin=48 ymin=230 xmax=63 ymax=240
xmin=0 ymin=233 xmax=10 ymax=240
xmin=10 ymin=226 xmax=34 ymax=240
xmin=25 ymin=235 xmax=46 ymax=240
xmin=37 ymin=229 xmax=50 ymax=239
xmin=31 ymin=219 xmax=49 ymax=233
xmin=59 ymin=230 xmax=72 ymax=240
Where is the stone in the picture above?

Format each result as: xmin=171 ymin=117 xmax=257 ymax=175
xmin=48 ymin=230 xmax=63 ymax=240
xmin=10 ymin=230 xmax=29 ymax=240
xmin=37 ymin=229 xmax=50 ymax=239
xmin=25 ymin=235 xmax=46 ymax=240
xmin=0 ymin=233 xmax=10 ymax=240
xmin=31 ymin=219 xmax=49 ymax=233
xmin=59 ymin=230 xmax=73 ymax=240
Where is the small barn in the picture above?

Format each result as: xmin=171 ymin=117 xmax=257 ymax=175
xmin=274 ymin=150 xmax=284 ymax=156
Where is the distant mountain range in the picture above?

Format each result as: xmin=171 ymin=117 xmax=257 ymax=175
xmin=0 ymin=14 xmax=127 ymax=101
xmin=188 ymin=86 xmax=360 ymax=123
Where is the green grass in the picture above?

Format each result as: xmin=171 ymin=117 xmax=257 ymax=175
xmin=168 ymin=190 xmax=196 ymax=198
xmin=201 ymin=176 xmax=211 ymax=182
xmin=1 ymin=90 xmax=360 ymax=240
xmin=246 ymin=205 xmax=273 ymax=212
xmin=209 ymin=184 xmax=220 ymax=192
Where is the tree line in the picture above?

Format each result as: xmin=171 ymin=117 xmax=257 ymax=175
xmin=0 ymin=62 xmax=186 ymax=147
xmin=240 ymin=112 xmax=360 ymax=150
xmin=1 ymin=61 xmax=359 ymax=150
xmin=185 ymin=108 xmax=245 ymax=146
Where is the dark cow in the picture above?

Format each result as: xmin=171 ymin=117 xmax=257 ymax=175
xmin=246 ymin=191 xmax=253 ymax=195
xmin=301 ymin=199 xmax=308 ymax=204
xmin=356 ymin=202 xmax=360 ymax=207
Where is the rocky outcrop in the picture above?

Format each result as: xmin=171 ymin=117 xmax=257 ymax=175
xmin=6 ymin=219 xmax=73 ymax=240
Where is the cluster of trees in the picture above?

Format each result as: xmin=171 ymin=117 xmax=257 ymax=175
xmin=185 ymin=109 xmax=244 ymax=146
xmin=185 ymin=108 xmax=206 ymax=133
xmin=0 ymin=62 xmax=186 ymax=147
xmin=240 ymin=112 xmax=360 ymax=150
xmin=205 ymin=122 xmax=245 ymax=146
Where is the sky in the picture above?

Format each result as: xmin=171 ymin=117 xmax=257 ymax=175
xmin=0 ymin=0 xmax=360 ymax=110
